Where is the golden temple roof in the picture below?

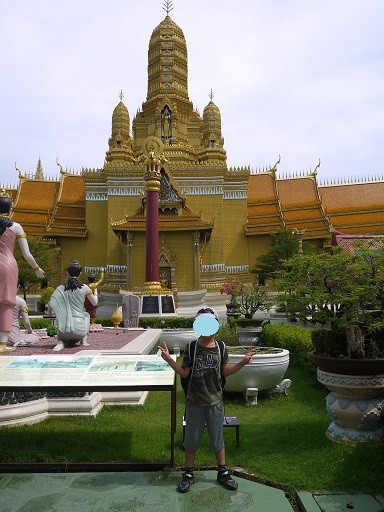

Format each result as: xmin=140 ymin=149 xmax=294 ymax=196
xmin=46 ymin=174 xmax=87 ymax=237
xmin=320 ymin=181 xmax=384 ymax=234
xmin=11 ymin=179 xmax=59 ymax=235
xmin=112 ymin=204 xmax=213 ymax=232
xmin=320 ymin=181 xmax=384 ymax=212
xmin=11 ymin=174 xmax=87 ymax=238
xmin=246 ymin=172 xmax=331 ymax=238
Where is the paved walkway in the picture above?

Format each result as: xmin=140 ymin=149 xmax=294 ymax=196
xmin=1 ymin=471 xmax=383 ymax=511
xmin=0 ymin=471 xmax=297 ymax=511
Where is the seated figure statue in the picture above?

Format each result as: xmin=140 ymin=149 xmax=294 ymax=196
xmin=48 ymin=260 xmax=98 ymax=351
xmin=8 ymin=283 xmax=40 ymax=347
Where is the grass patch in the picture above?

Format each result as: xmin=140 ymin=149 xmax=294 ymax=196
xmin=0 ymin=366 xmax=383 ymax=494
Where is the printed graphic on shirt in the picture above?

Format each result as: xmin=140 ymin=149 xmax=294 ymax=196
xmin=183 ymin=342 xmax=228 ymax=405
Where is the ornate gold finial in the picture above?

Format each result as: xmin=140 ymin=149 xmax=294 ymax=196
xmin=0 ymin=187 xmax=10 ymax=198
xmin=118 ymin=89 xmax=124 ymax=101
xmin=56 ymin=157 xmax=65 ymax=174
xmin=111 ymin=304 xmax=123 ymax=328
xmin=312 ymin=158 xmax=321 ymax=176
xmin=14 ymin=162 xmax=24 ymax=178
xmin=208 ymin=89 xmax=214 ymax=101
xmin=272 ymin=154 xmax=281 ymax=169
xmin=162 ymin=0 xmax=174 ymax=15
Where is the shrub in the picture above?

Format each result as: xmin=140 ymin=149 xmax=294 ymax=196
xmin=216 ymin=323 xmax=238 ymax=346
xmin=46 ymin=325 xmax=57 ymax=337
xmin=233 ymin=317 xmax=267 ymax=327
xmin=30 ymin=318 xmax=54 ymax=329
xmin=262 ymin=323 xmax=314 ymax=369
xmin=39 ymin=287 xmax=55 ymax=305
xmin=97 ymin=318 xmax=119 ymax=328
xmin=138 ymin=317 xmax=194 ymax=329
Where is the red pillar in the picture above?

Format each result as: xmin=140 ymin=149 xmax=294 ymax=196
xmin=146 ymin=189 xmax=160 ymax=283
xmin=142 ymin=138 xmax=164 ymax=295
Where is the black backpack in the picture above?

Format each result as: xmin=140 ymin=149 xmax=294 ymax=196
xmin=180 ymin=339 xmax=226 ymax=396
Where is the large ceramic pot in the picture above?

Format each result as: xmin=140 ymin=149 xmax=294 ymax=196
xmin=311 ymin=352 xmax=384 ymax=443
xmin=225 ymin=346 xmax=290 ymax=394
xmin=158 ymin=329 xmax=196 ymax=352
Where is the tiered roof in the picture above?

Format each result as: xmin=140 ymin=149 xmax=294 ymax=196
xmin=112 ymin=204 xmax=213 ymax=234
xmin=12 ymin=179 xmax=59 ymax=235
xmin=46 ymin=174 xmax=87 ymax=237
xmin=11 ymin=173 xmax=87 ymax=238
xmin=320 ymin=181 xmax=384 ymax=235
xmin=245 ymin=171 xmax=283 ymax=235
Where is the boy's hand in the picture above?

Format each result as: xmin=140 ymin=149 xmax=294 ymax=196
xmin=242 ymin=351 xmax=253 ymax=365
xmin=158 ymin=342 xmax=170 ymax=361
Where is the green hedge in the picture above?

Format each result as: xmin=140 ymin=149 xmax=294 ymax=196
xmin=138 ymin=317 xmax=194 ymax=329
xmin=29 ymin=318 xmax=54 ymax=329
xmin=262 ymin=323 xmax=314 ymax=369
xmin=30 ymin=317 xmax=195 ymax=330
xmin=216 ymin=323 xmax=239 ymax=346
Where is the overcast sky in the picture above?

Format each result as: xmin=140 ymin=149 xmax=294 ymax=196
xmin=0 ymin=0 xmax=383 ymax=187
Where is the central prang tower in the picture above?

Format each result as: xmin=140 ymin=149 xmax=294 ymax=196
xmin=84 ymin=1 xmax=250 ymax=297
xmin=132 ymin=1 xmax=226 ymax=163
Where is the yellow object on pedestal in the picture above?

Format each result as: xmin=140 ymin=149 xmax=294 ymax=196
xmin=111 ymin=304 xmax=123 ymax=328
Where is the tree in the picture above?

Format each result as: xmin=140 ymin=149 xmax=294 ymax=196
xmin=275 ymin=243 xmax=384 ymax=358
xmin=254 ymin=229 xmax=312 ymax=283
xmin=14 ymin=239 xmax=58 ymax=299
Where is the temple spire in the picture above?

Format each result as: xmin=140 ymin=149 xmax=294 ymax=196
xmin=208 ymin=89 xmax=214 ymax=101
xmin=35 ymin=156 xmax=44 ymax=180
xmin=162 ymin=0 xmax=174 ymax=15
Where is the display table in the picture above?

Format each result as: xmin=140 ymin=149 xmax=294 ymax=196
xmin=0 ymin=353 xmax=176 ymax=469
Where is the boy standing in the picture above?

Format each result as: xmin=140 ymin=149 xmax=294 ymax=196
xmin=158 ymin=307 xmax=253 ymax=493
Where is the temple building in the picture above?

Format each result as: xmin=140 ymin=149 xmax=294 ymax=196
xmin=3 ymin=6 xmax=384 ymax=294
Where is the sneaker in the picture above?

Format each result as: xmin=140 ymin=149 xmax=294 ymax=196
xmin=217 ymin=470 xmax=238 ymax=491
xmin=178 ymin=471 xmax=194 ymax=493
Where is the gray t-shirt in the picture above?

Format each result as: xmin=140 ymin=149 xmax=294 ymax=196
xmin=182 ymin=339 xmax=229 ymax=406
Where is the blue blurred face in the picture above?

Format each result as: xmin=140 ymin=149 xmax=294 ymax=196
xmin=193 ymin=313 xmax=219 ymax=336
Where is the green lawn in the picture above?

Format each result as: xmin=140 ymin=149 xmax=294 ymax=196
xmin=0 ymin=365 xmax=383 ymax=495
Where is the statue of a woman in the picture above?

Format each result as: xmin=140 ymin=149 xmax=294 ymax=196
xmin=48 ymin=260 xmax=97 ymax=351
xmin=8 ymin=282 xmax=40 ymax=347
xmin=0 ymin=189 xmax=45 ymax=352
xmin=84 ymin=269 xmax=104 ymax=324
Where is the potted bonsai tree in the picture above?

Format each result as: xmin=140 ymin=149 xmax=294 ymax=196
xmin=277 ymin=242 xmax=384 ymax=443
xmin=238 ymin=284 xmax=269 ymax=319
xmin=220 ymin=276 xmax=243 ymax=319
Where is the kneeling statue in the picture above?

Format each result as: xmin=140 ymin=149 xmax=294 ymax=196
xmin=48 ymin=260 xmax=98 ymax=351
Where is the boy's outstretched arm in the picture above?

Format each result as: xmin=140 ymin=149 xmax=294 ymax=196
xmin=222 ymin=351 xmax=253 ymax=378
xmin=158 ymin=342 xmax=190 ymax=379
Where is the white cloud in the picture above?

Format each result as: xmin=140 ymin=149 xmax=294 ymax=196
xmin=0 ymin=0 xmax=383 ymax=185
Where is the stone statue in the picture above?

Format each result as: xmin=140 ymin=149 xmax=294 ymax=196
xmin=84 ymin=268 xmax=104 ymax=324
xmin=48 ymin=260 xmax=97 ymax=351
xmin=8 ymin=284 xmax=40 ymax=347
xmin=122 ymin=294 xmax=140 ymax=328
xmin=0 ymin=189 xmax=45 ymax=352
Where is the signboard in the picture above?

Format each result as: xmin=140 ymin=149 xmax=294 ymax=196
xmin=161 ymin=295 xmax=175 ymax=314
xmin=141 ymin=295 xmax=160 ymax=315
xmin=0 ymin=354 xmax=175 ymax=389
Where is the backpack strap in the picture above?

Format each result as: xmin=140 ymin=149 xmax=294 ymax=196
xmin=187 ymin=339 xmax=197 ymax=385
xmin=189 ymin=339 xmax=197 ymax=367
xmin=217 ymin=340 xmax=225 ymax=371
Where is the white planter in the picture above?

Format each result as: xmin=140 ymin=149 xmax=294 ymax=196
xmin=158 ymin=329 xmax=196 ymax=352
xmin=225 ymin=347 xmax=290 ymax=394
